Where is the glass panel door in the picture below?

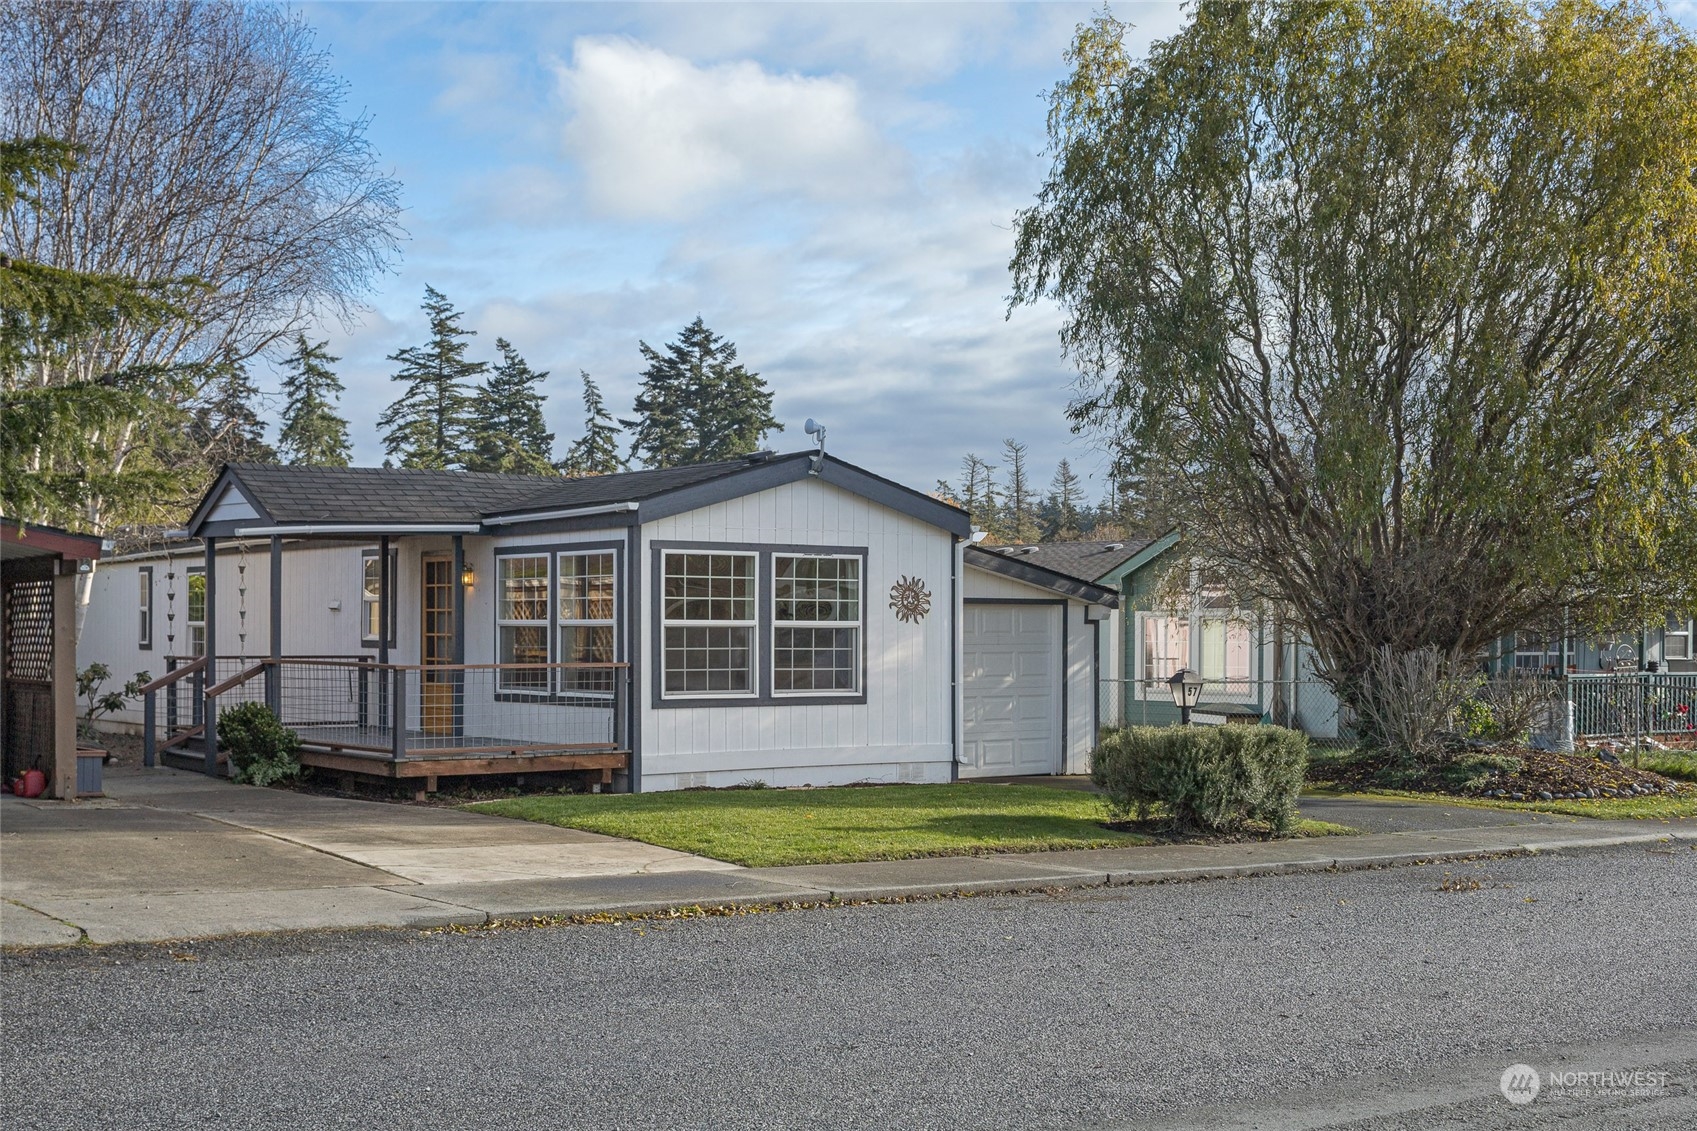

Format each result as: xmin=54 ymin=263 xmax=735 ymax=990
xmin=421 ymin=557 xmax=454 ymax=736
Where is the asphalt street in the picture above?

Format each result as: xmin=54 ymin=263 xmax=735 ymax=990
xmin=3 ymin=842 xmax=1693 ymax=1131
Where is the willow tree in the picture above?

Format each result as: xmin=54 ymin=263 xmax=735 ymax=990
xmin=1011 ymin=1 xmax=1697 ymax=730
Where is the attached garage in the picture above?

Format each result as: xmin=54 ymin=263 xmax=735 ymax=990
xmin=959 ymin=546 xmax=1119 ymax=778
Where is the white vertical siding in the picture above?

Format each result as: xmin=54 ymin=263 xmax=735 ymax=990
xmin=637 ymin=477 xmax=957 ymax=790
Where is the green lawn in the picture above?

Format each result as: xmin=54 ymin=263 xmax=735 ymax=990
xmin=469 ymin=783 xmax=1354 ymax=868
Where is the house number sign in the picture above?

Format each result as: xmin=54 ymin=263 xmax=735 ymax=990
xmin=889 ymin=576 xmax=931 ymax=623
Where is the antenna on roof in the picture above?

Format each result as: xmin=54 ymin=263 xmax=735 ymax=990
xmin=804 ymin=418 xmax=827 ymax=475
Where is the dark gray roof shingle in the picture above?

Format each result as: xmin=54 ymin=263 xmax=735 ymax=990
xmin=223 ymin=451 xmax=818 ymax=525
xmin=978 ymin=537 xmax=1161 ymax=584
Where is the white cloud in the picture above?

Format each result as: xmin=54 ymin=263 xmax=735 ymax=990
xmin=554 ymin=37 xmax=902 ymax=220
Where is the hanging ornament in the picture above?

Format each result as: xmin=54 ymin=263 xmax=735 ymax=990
xmin=237 ymin=540 xmax=249 ymax=661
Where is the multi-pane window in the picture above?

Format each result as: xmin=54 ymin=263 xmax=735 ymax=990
xmin=772 ymin=555 xmax=861 ymax=693
xmin=1139 ymin=614 xmax=1190 ymax=683
xmin=559 ymin=552 xmax=617 ymax=695
xmin=361 ymin=550 xmax=397 ymax=645
xmin=662 ymin=552 xmax=756 ymax=696
xmin=1514 ymin=634 xmax=1563 ymax=671
xmin=186 ymin=570 xmax=206 ymax=658
xmin=138 ymin=567 xmax=153 ymax=649
xmin=497 ymin=555 xmax=550 ymax=692
xmin=1666 ymin=617 xmax=1693 ymax=662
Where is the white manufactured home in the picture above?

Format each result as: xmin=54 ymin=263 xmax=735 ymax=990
xmin=79 ymin=452 xmax=1117 ymax=791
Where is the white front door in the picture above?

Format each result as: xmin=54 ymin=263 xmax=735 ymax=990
xmin=960 ymin=602 xmax=1062 ymax=777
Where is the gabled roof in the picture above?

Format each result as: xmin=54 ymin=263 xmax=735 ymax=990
xmin=977 ymin=537 xmax=1163 ymax=586
xmin=964 ymin=545 xmax=1120 ymax=606
xmin=183 ymin=451 xmax=971 ymax=538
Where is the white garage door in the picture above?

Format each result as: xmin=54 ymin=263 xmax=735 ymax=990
xmin=961 ymin=602 xmax=1062 ymax=777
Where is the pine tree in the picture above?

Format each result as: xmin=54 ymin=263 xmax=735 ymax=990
xmin=561 ymin=371 xmax=626 ymax=477
xmin=466 ymin=338 xmax=555 ymax=475
xmin=622 ymin=317 xmax=780 ymax=468
xmin=1001 ymin=438 xmax=1038 ymax=543
xmin=377 ymin=286 xmax=483 ymax=470
xmin=955 ymin=453 xmax=1001 ymax=538
xmin=188 ymin=362 xmax=275 ymax=465
xmin=1043 ymin=459 xmax=1085 ymax=540
xmin=276 ymin=335 xmax=351 ymax=466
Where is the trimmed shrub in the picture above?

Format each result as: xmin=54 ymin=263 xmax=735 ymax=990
xmin=219 ymin=702 xmax=303 ymax=786
xmin=1090 ymin=724 xmax=1308 ymax=834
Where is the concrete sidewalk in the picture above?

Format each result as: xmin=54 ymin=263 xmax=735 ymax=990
xmin=4 ymin=767 xmax=1694 ymax=948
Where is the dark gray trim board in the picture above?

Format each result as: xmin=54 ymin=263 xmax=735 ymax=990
xmin=648 ymin=540 xmax=871 ymax=710
xmin=625 ymin=524 xmax=642 ymax=792
xmin=964 ymin=546 xmax=1120 ymax=605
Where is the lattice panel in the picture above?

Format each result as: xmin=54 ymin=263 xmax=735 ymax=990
xmin=3 ymin=579 xmax=54 ymax=681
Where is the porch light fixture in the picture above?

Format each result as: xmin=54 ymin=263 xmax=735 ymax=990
xmin=461 ymin=563 xmax=476 ymax=588
xmin=1167 ymin=667 xmax=1203 ymax=725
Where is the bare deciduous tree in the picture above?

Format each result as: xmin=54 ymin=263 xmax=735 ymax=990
xmin=1 ymin=0 xmax=403 ymax=528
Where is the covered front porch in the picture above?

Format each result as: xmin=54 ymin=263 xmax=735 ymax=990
xmin=140 ymin=470 xmax=633 ymax=791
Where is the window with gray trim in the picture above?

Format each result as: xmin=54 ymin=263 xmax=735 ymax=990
xmin=138 ymin=566 xmax=154 ymax=649
xmin=662 ymin=552 xmax=756 ymax=696
xmin=559 ymin=551 xmax=617 ymax=694
xmin=496 ymin=555 xmax=550 ymax=693
xmin=772 ymin=555 xmax=861 ymax=693
xmin=361 ymin=549 xmax=397 ymax=646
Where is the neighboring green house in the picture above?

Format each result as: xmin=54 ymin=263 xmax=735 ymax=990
xmin=973 ymin=534 xmax=1343 ymax=739
xmin=981 ymin=534 xmax=1695 ymax=744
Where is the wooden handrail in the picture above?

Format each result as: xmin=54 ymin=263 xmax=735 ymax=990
xmin=137 ymin=656 xmax=207 ymax=695
xmin=205 ymin=662 xmax=268 ymax=698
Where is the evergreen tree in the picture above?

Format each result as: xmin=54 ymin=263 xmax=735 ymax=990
xmin=954 ymin=453 xmax=1001 ymax=539
xmin=1043 ymin=459 xmax=1085 ymax=540
xmin=188 ymin=362 xmax=275 ymax=465
xmin=377 ymin=286 xmax=483 ymax=470
xmin=466 ymin=338 xmax=555 ymax=475
xmin=561 ymin=371 xmax=626 ymax=477
xmin=1000 ymin=438 xmax=1038 ymax=543
xmin=622 ymin=317 xmax=780 ymax=467
xmin=276 ymin=334 xmax=351 ymax=466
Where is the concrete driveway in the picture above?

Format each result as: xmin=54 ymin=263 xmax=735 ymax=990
xmin=1 ymin=765 xmax=733 ymax=945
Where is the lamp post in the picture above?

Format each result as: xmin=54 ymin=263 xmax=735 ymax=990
xmin=1167 ymin=667 xmax=1203 ymax=726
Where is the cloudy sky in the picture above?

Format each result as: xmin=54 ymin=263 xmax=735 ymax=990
xmin=282 ymin=1 xmax=1196 ymax=500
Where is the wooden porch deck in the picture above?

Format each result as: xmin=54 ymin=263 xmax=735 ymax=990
xmin=292 ymin=724 xmax=628 ymax=789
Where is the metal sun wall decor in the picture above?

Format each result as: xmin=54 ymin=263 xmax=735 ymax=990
xmin=889 ymin=575 xmax=932 ymax=624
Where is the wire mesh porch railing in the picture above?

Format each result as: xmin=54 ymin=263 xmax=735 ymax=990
xmin=142 ymin=657 xmax=629 ymax=768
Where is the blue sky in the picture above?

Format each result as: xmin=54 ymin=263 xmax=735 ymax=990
xmin=281 ymin=1 xmax=1197 ymax=499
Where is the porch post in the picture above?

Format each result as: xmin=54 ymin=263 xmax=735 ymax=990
xmin=377 ymin=534 xmax=391 ymax=734
xmin=451 ymin=534 xmax=466 ymax=739
xmin=203 ymin=537 xmax=219 ymax=775
xmin=51 ymin=562 xmax=77 ymax=799
xmin=266 ymin=535 xmax=282 ymax=714
xmin=377 ymin=536 xmax=391 ymax=666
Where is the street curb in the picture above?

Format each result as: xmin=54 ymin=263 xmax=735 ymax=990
xmin=4 ymin=825 xmax=1691 ymax=949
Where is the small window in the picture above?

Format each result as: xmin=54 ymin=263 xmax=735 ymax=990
xmin=1667 ymin=617 xmax=1693 ymax=662
xmin=1199 ymin=615 xmax=1251 ymax=694
xmin=186 ymin=569 xmax=206 ymax=658
xmin=772 ymin=555 xmax=861 ymax=694
xmin=1514 ymin=633 xmax=1562 ymax=671
xmin=138 ymin=566 xmax=154 ymax=650
xmin=497 ymin=555 xmax=550 ymax=693
xmin=559 ymin=552 xmax=617 ymax=695
xmin=662 ymin=552 xmax=757 ymax=696
xmin=361 ymin=550 xmax=398 ymax=646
